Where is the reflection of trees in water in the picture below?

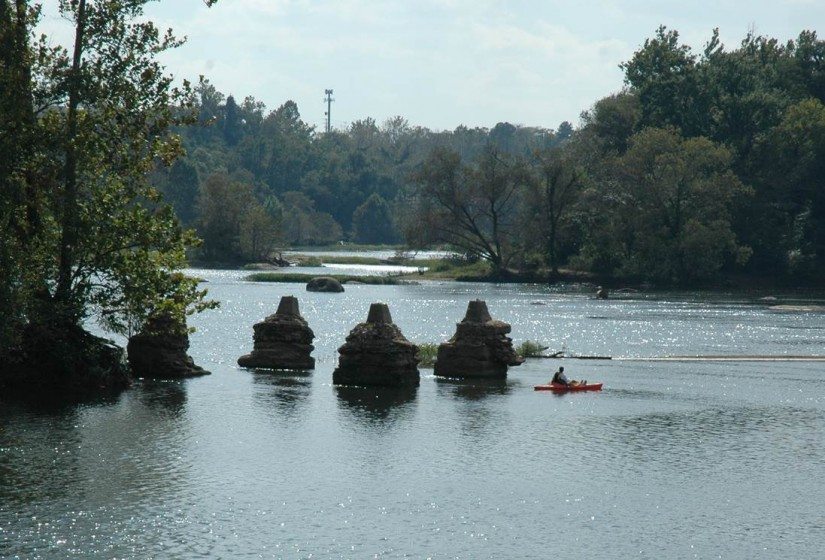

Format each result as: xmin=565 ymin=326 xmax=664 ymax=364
xmin=0 ymin=402 xmax=83 ymax=511
xmin=434 ymin=378 xmax=512 ymax=440
xmin=250 ymin=369 xmax=312 ymax=417
xmin=0 ymin=382 xmax=197 ymax=557
xmin=137 ymin=380 xmax=188 ymax=417
xmin=600 ymin=406 xmax=825 ymax=473
xmin=335 ymin=385 xmax=418 ymax=424
xmin=435 ymin=377 xmax=511 ymax=400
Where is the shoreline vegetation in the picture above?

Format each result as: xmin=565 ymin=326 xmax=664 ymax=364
xmin=235 ymin=251 xmax=825 ymax=293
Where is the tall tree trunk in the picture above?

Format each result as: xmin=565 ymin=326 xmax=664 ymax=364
xmin=15 ymin=0 xmax=40 ymax=244
xmin=55 ymin=0 xmax=86 ymax=307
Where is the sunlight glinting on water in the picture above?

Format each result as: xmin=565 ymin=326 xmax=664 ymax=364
xmin=2 ymin=272 xmax=824 ymax=558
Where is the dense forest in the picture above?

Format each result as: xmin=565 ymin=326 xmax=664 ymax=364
xmin=162 ymin=27 xmax=825 ymax=286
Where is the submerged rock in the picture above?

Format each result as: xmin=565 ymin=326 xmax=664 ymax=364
xmin=333 ymin=303 xmax=419 ymax=387
xmin=237 ymin=295 xmax=315 ymax=370
xmin=306 ymin=276 xmax=344 ymax=293
xmin=433 ymin=300 xmax=523 ymax=379
xmin=127 ymin=313 xmax=209 ymax=378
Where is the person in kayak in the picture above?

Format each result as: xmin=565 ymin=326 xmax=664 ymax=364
xmin=551 ymin=366 xmax=584 ymax=387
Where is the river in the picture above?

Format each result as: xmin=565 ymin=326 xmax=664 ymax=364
xmin=1 ymin=269 xmax=824 ymax=559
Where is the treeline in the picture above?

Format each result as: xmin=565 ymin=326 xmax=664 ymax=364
xmin=163 ymin=27 xmax=824 ymax=285
xmin=156 ymin=82 xmax=571 ymax=262
xmin=411 ymin=27 xmax=825 ymax=284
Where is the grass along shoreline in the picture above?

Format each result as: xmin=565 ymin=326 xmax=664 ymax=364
xmin=240 ymin=253 xmax=825 ymax=291
xmin=245 ymin=272 xmax=415 ymax=285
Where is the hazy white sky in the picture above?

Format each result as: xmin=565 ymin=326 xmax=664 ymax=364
xmin=38 ymin=0 xmax=824 ymax=132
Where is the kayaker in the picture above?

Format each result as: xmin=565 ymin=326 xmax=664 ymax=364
xmin=551 ymin=366 xmax=584 ymax=387
xmin=552 ymin=366 xmax=570 ymax=385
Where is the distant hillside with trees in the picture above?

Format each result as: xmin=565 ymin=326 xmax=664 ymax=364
xmin=157 ymin=27 xmax=825 ymax=285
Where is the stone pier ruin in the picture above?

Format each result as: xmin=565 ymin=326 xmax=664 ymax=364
xmin=433 ymin=300 xmax=523 ymax=378
xmin=237 ymin=295 xmax=315 ymax=370
xmin=128 ymin=313 xmax=210 ymax=378
xmin=332 ymin=303 xmax=420 ymax=387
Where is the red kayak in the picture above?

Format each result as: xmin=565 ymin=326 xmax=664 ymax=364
xmin=534 ymin=382 xmax=603 ymax=392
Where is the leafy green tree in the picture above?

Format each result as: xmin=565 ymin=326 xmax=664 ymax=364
xmin=580 ymin=93 xmax=641 ymax=155
xmin=759 ymin=98 xmax=825 ymax=275
xmin=1 ymin=0 xmax=219 ymax=393
xmin=194 ymin=77 xmax=225 ymax=142
xmin=612 ymin=128 xmax=751 ymax=282
xmin=196 ymin=172 xmax=258 ymax=261
xmin=0 ymin=0 xmax=38 ymax=350
xmin=555 ymin=121 xmax=574 ymax=142
xmin=621 ymin=26 xmax=703 ymax=136
xmin=240 ymin=205 xmax=280 ymax=262
xmin=244 ymin=100 xmax=314 ymax=194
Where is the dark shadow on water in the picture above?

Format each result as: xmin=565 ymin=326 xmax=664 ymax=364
xmin=0 ymin=390 xmax=123 ymax=416
xmin=588 ymin=405 xmax=825 ymax=473
xmin=434 ymin=377 xmax=511 ymax=400
xmin=335 ymin=385 xmax=418 ymax=424
xmin=135 ymin=379 xmax=188 ymax=417
xmin=0 ymin=402 xmax=83 ymax=510
xmin=433 ymin=378 xmax=513 ymax=440
xmin=250 ymin=369 xmax=312 ymax=415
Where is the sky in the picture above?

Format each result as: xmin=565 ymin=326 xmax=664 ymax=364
xmin=37 ymin=0 xmax=825 ymax=132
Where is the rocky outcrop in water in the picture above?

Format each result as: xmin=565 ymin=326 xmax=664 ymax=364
xmin=333 ymin=303 xmax=419 ymax=387
xmin=433 ymin=300 xmax=523 ymax=379
xmin=127 ymin=313 xmax=209 ymax=378
xmin=0 ymin=322 xmax=131 ymax=401
xmin=306 ymin=276 xmax=344 ymax=293
xmin=237 ymin=295 xmax=315 ymax=370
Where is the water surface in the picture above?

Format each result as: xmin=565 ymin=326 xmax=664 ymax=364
xmin=2 ymin=273 xmax=824 ymax=559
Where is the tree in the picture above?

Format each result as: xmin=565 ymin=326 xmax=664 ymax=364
xmin=222 ymin=94 xmax=242 ymax=146
xmin=580 ymin=93 xmax=641 ymax=154
xmin=526 ymin=146 xmax=586 ymax=275
xmin=49 ymin=0 xmax=219 ymax=327
xmin=0 ymin=0 xmax=39 ymax=350
xmin=555 ymin=121 xmax=574 ymax=142
xmin=352 ymin=193 xmax=396 ymax=244
xmin=240 ymin=205 xmax=280 ymax=262
xmin=280 ymin=191 xmax=343 ymax=245
xmin=196 ymin=172 xmax=264 ymax=262
xmin=156 ymin=158 xmax=200 ymax=225
xmin=621 ymin=26 xmax=703 ymax=136
xmin=1 ymin=0 xmax=219 ymax=393
xmin=759 ymin=98 xmax=825 ymax=276
xmin=411 ymin=147 xmax=529 ymax=276
xmin=612 ymin=128 xmax=751 ymax=282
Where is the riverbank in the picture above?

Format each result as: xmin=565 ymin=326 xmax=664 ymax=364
xmin=199 ymin=248 xmax=825 ymax=293
xmin=245 ymin=272 xmax=416 ymax=285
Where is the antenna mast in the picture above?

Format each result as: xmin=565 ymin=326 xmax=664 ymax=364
xmin=324 ymin=89 xmax=334 ymax=133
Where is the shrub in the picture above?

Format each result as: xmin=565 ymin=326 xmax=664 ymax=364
xmin=516 ymin=340 xmax=549 ymax=358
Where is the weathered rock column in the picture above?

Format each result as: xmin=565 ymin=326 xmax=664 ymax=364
xmin=332 ymin=303 xmax=420 ymax=387
xmin=127 ymin=313 xmax=209 ymax=378
xmin=238 ymin=295 xmax=315 ymax=370
xmin=433 ymin=300 xmax=523 ymax=379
